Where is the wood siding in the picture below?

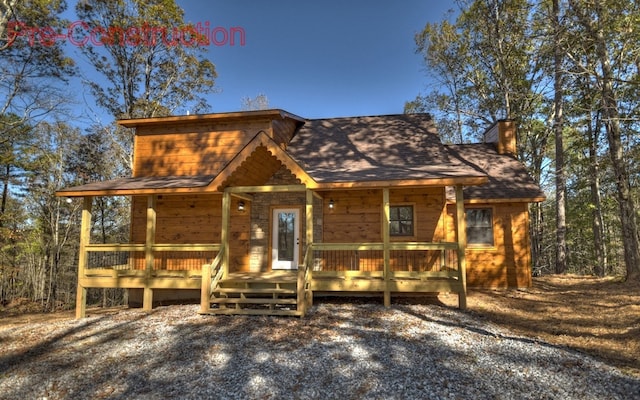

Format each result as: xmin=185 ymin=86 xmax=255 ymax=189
xmin=130 ymin=194 xmax=249 ymax=271
xmin=320 ymin=187 xmax=448 ymax=272
xmin=322 ymin=187 xmax=445 ymax=242
xmin=446 ymin=202 xmax=532 ymax=288
xmin=132 ymin=120 xmax=272 ymax=177
xmin=127 ymin=192 xmax=531 ymax=287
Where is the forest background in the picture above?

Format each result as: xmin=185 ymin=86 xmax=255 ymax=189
xmin=1 ymin=0 xmax=638 ymax=311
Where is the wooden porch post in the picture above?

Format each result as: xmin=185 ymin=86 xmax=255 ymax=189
xmin=454 ymin=185 xmax=468 ymax=310
xmin=143 ymin=195 xmax=156 ymax=311
xmin=383 ymin=188 xmax=391 ymax=307
xmin=298 ymin=189 xmax=315 ymax=314
xmin=306 ymin=190 xmax=314 ymax=248
xmin=75 ymin=196 xmax=93 ymax=319
xmin=221 ymin=190 xmax=231 ymax=278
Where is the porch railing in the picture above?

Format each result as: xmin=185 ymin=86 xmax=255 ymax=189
xmin=83 ymin=243 xmax=221 ymax=278
xmin=308 ymin=242 xmax=459 ymax=276
xmin=301 ymin=241 xmax=465 ymax=308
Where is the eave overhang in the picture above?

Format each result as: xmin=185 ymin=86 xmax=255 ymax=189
xmin=55 ymin=175 xmax=216 ymax=197
xmin=117 ymin=109 xmax=306 ymax=129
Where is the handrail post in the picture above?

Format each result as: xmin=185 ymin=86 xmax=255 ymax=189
xmin=199 ymin=247 xmax=224 ymax=315
xmin=297 ymin=263 xmax=306 ymax=317
xmin=200 ymin=263 xmax=212 ymax=314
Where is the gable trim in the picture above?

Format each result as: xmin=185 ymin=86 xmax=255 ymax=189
xmin=208 ymin=130 xmax=318 ymax=191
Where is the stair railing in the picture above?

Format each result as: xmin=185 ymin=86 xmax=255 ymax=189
xmin=199 ymin=246 xmax=225 ymax=314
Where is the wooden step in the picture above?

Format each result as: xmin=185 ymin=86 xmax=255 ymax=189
xmin=203 ymin=307 xmax=302 ymax=317
xmin=210 ymin=297 xmax=297 ymax=305
xmin=223 ymin=277 xmax=297 ymax=284
xmin=205 ymin=273 xmax=304 ymax=317
xmin=213 ymin=287 xmax=296 ymax=295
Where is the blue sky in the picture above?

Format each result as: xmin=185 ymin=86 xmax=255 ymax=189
xmin=178 ymin=1 xmax=456 ymax=119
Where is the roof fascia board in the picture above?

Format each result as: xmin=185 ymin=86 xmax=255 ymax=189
xmin=56 ymin=185 xmax=217 ymax=197
xmin=117 ymin=109 xmax=306 ymax=128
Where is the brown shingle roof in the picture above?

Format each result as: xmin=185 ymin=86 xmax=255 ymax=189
xmin=56 ymin=175 xmax=215 ymax=196
xmin=56 ymin=112 xmax=545 ymax=200
xmin=287 ymin=114 xmax=487 ymax=183
xmin=445 ymin=144 xmax=546 ymax=201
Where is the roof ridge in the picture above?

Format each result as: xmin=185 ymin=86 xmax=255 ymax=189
xmin=305 ymin=113 xmax=432 ymax=122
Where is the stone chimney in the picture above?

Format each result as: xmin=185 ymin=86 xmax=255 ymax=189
xmin=483 ymin=119 xmax=516 ymax=155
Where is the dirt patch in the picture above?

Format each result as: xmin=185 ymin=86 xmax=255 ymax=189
xmin=0 ymin=299 xmax=125 ymax=327
xmin=1 ymin=275 xmax=638 ymax=376
xmin=449 ymin=275 xmax=640 ymax=377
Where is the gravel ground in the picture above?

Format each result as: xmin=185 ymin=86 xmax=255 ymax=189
xmin=1 ymin=302 xmax=639 ymax=400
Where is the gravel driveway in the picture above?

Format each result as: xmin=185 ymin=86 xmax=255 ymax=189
xmin=1 ymin=301 xmax=638 ymax=399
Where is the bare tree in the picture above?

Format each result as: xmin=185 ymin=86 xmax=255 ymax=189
xmin=240 ymin=93 xmax=270 ymax=111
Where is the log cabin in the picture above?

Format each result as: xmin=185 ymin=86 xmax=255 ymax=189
xmin=56 ymin=110 xmax=545 ymax=317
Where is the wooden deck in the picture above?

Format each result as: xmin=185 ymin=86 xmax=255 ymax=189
xmin=198 ymin=266 xmax=463 ymax=317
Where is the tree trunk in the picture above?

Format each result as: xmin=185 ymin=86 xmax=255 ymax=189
xmin=0 ymin=163 xmax=9 ymax=227
xmin=553 ymin=0 xmax=567 ymax=275
xmin=588 ymin=116 xmax=607 ymax=276
xmin=594 ymin=33 xmax=640 ymax=281
xmin=530 ymin=202 xmax=546 ymax=275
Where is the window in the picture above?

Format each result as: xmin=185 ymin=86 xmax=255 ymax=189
xmin=466 ymin=208 xmax=494 ymax=246
xmin=390 ymin=205 xmax=414 ymax=236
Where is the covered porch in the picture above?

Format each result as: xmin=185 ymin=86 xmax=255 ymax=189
xmin=65 ymin=180 xmax=471 ymax=318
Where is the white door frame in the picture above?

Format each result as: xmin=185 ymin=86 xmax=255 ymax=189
xmin=271 ymin=208 xmax=300 ymax=270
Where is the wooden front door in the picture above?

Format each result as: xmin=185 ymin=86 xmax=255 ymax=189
xmin=271 ymin=208 xmax=300 ymax=270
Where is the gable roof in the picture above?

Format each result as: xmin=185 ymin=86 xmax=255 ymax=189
xmin=444 ymin=143 xmax=546 ymax=202
xmin=56 ymin=131 xmax=315 ymax=196
xmin=209 ymin=130 xmax=316 ymax=190
xmin=287 ymin=114 xmax=487 ymax=187
xmin=56 ymin=111 xmax=546 ymax=200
